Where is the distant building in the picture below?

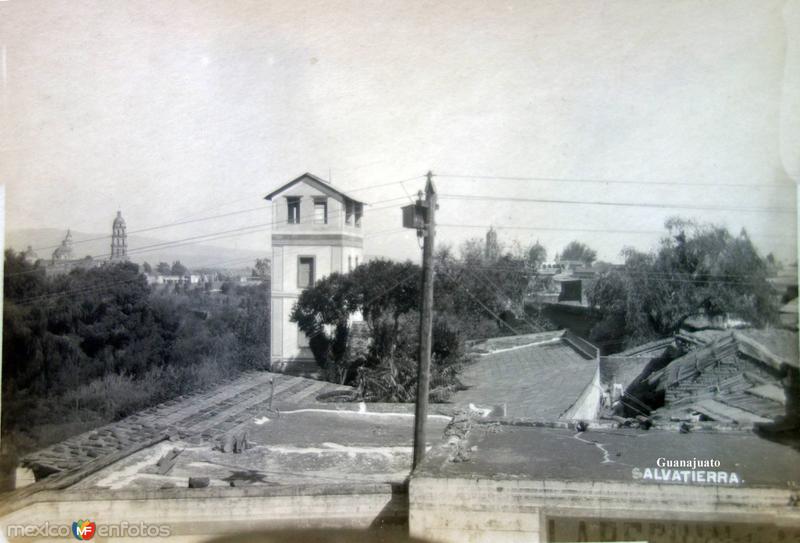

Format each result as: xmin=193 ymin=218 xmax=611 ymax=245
xmin=484 ymin=226 xmax=499 ymax=261
xmin=265 ymin=173 xmax=365 ymax=374
xmin=145 ymin=273 xmax=207 ymax=286
xmin=46 ymin=230 xmax=98 ymax=276
xmin=110 ymin=211 xmax=128 ymax=261
xmin=538 ymin=261 xmax=562 ymax=276
xmin=46 ymin=211 xmax=129 ymax=276
xmin=51 ymin=229 xmax=74 ymax=262
xmin=555 ymin=258 xmax=584 ymax=271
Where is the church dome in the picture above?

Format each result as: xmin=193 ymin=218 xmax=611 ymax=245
xmin=113 ymin=211 xmax=126 ymax=228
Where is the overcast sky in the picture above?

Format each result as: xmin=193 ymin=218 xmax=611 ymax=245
xmin=1 ymin=0 xmax=799 ymax=265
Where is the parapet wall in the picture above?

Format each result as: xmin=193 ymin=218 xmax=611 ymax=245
xmin=1 ymin=483 xmax=406 ymax=541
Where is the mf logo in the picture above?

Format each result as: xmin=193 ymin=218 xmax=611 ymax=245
xmin=71 ymin=520 xmax=96 ymax=540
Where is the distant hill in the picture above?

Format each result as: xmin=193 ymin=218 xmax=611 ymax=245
xmin=6 ymin=228 xmax=267 ymax=269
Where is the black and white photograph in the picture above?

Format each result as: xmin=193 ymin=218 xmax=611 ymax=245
xmin=0 ymin=1 xmax=799 ymax=541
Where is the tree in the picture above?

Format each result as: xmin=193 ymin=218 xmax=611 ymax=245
xmin=291 ymin=257 xmax=469 ymax=401
xmin=171 ymin=261 xmax=188 ymax=276
xmin=156 ymin=262 xmax=171 ymax=275
xmin=252 ymin=258 xmax=270 ymax=280
xmin=4 ymin=249 xmax=46 ymax=302
xmin=142 ymin=262 xmax=152 ymax=274
xmin=527 ymin=241 xmax=547 ymax=270
xmin=587 ymin=218 xmax=778 ymax=350
xmin=459 ymin=238 xmax=485 ymax=266
xmin=560 ymin=241 xmax=597 ymax=266
xmin=290 ymin=271 xmax=356 ymax=379
xmin=291 ymin=259 xmax=420 ymax=382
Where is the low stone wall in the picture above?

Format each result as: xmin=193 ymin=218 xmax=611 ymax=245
xmin=1 ymin=483 xmax=406 ymax=542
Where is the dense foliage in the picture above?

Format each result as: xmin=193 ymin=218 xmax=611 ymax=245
xmin=291 ymin=243 xmax=557 ymax=401
xmin=559 ymin=241 xmax=597 ymax=266
xmin=2 ymin=250 xmax=269 ymax=456
xmin=435 ymin=238 xmax=554 ymax=338
xmin=290 ymin=260 xmax=435 ymax=391
xmin=587 ymin=219 xmax=778 ymax=349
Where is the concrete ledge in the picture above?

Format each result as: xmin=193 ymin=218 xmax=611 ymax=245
xmin=1 ymin=482 xmax=407 ymax=539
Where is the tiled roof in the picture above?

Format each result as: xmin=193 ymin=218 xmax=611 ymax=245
xmin=646 ymin=331 xmax=791 ymax=425
xmin=452 ymin=334 xmax=597 ymax=420
xmin=21 ymin=371 xmax=352 ymax=481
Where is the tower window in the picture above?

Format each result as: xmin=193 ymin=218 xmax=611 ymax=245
xmin=355 ymin=203 xmax=363 ymax=227
xmin=287 ymin=197 xmax=301 ymax=224
xmin=314 ymin=198 xmax=328 ymax=224
xmin=298 ymin=256 xmax=315 ymax=289
xmin=345 ymin=201 xmax=354 ymax=224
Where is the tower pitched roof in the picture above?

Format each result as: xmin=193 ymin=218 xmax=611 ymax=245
xmin=264 ymin=173 xmax=365 ymax=204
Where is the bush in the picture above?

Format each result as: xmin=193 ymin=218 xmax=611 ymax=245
xmin=355 ymin=314 xmax=467 ymax=403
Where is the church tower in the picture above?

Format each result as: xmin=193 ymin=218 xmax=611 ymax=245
xmin=265 ymin=173 xmax=365 ymax=374
xmin=51 ymin=229 xmax=74 ymax=262
xmin=110 ymin=211 xmax=128 ymax=261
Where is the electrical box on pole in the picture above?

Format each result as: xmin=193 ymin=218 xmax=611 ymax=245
xmin=401 ymin=204 xmax=426 ymax=230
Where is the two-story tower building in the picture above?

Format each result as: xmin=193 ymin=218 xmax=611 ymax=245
xmin=265 ymin=173 xmax=365 ymax=373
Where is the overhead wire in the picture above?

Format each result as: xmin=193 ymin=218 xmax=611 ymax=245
xmin=439 ymin=193 xmax=796 ymax=214
xmin=435 ymin=173 xmax=795 ymax=190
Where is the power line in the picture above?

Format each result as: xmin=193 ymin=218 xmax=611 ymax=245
xmin=462 ymin=266 xmax=544 ymax=333
xmin=439 ymin=193 xmax=796 ymax=214
xmin=32 ymin=206 xmax=268 ymax=253
xmin=10 ymin=228 xmax=410 ymax=304
xmin=31 ymin=194 xmax=412 ymax=255
xmin=436 ymin=173 xmax=795 ymax=190
xmin=437 ymin=267 xmax=521 ymax=335
xmin=11 ymin=253 xmax=264 ymax=306
xmin=346 ymin=174 xmax=426 ymax=194
xmin=459 ymin=262 xmax=784 ymax=281
xmin=9 ymin=198 xmax=413 ymax=278
xmin=437 ymin=223 xmax=796 ymax=241
xmin=457 ymin=266 xmax=775 ymax=286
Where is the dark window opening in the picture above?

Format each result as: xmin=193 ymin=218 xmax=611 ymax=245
xmin=345 ymin=201 xmax=354 ymax=225
xmin=355 ymin=203 xmax=363 ymax=227
xmin=298 ymin=256 xmax=315 ymax=288
xmin=314 ymin=199 xmax=328 ymax=224
xmin=288 ymin=197 xmax=301 ymax=224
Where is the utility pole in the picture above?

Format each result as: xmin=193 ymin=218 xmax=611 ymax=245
xmin=412 ymin=171 xmax=436 ymax=470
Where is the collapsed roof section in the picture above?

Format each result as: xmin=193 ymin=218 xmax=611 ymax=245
xmin=645 ymin=330 xmax=797 ymax=427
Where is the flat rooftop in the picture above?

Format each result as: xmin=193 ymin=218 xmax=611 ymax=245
xmin=417 ymin=422 xmax=800 ymax=489
xmin=72 ymin=407 xmax=450 ymax=490
xmin=13 ymin=370 xmax=451 ymax=498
